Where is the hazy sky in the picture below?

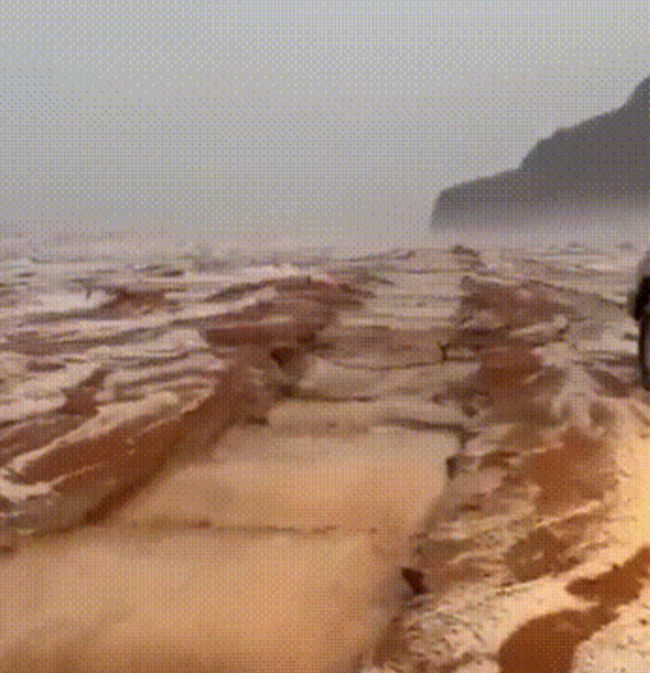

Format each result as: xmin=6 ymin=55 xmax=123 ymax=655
xmin=1 ymin=1 xmax=649 ymax=247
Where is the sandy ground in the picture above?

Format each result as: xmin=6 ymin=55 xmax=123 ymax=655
xmin=361 ymin=246 xmax=650 ymax=673
xmin=0 ymin=243 xmax=648 ymax=672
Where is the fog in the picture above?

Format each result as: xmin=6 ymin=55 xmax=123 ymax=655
xmin=1 ymin=1 xmax=649 ymax=244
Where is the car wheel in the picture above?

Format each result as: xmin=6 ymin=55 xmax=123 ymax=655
xmin=639 ymin=310 xmax=650 ymax=390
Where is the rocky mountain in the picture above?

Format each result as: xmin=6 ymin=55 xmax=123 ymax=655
xmin=432 ymin=75 xmax=650 ymax=225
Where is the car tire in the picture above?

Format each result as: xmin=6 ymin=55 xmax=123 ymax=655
xmin=639 ymin=310 xmax=650 ymax=390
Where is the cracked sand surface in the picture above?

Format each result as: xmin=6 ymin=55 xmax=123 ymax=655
xmin=367 ymin=247 xmax=650 ymax=673
xmin=0 ymin=244 xmax=649 ymax=672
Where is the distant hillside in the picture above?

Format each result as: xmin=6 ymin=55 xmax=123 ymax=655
xmin=432 ymin=76 xmax=650 ymax=225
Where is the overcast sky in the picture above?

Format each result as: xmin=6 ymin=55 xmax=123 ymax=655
xmin=1 ymin=1 xmax=649 ymax=246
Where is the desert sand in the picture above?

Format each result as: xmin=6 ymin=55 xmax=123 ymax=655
xmin=0 ymin=242 xmax=647 ymax=672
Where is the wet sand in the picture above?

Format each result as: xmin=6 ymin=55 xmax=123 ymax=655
xmin=0 ymin=248 xmax=470 ymax=672
xmin=365 ymin=245 xmax=650 ymax=673
xmin=1 ymin=243 xmax=649 ymax=672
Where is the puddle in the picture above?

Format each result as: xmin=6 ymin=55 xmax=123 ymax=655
xmin=115 ymin=425 xmax=459 ymax=550
xmin=0 ymin=530 xmax=397 ymax=673
xmin=0 ymin=418 xmax=459 ymax=672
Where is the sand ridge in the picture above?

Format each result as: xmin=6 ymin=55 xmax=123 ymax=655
xmin=368 ymin=245 xmax=650 ymax=673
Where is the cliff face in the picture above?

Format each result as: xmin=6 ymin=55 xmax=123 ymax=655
xmin=432 ymin=76 xmax=650 ymax=225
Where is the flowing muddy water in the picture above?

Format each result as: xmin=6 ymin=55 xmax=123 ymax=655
xmin=0 ymin=398 xmax=459 ymax=673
